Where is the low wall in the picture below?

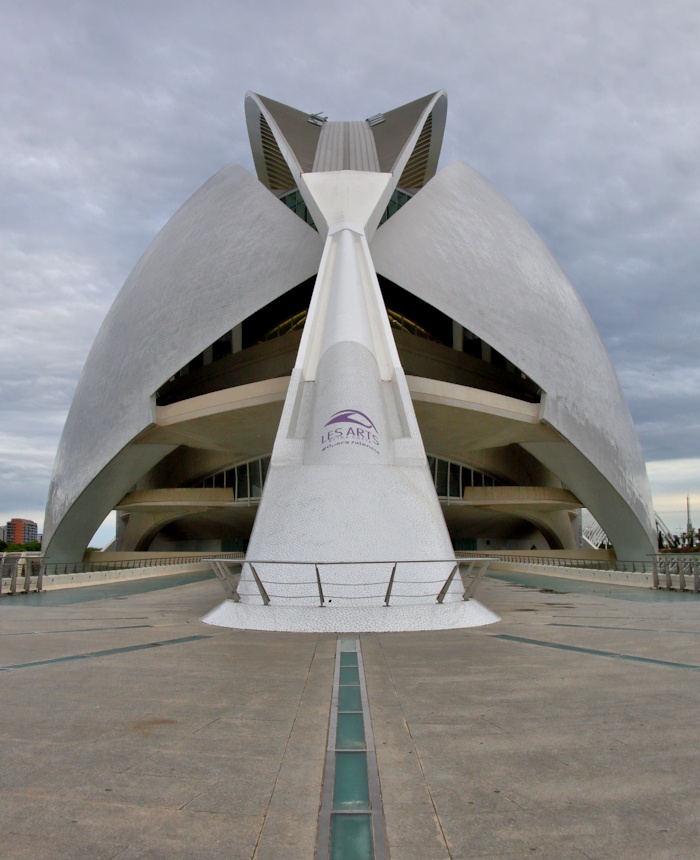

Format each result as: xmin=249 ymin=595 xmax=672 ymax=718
xmin=482 ymin=548 xmax=616 ymax=561
xmin=1 ymin=562 xmax=211 ymax=595
xmin=488 ymin=560 xmax=653 ymax=588
xmin=84 ymin=551 xmax=243 ymax=563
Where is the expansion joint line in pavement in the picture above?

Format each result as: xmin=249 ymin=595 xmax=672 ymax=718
xmin=0 ymin=635 xmax=212 ymax=672
xmin=251 ymin=635 xmax=321 ymax=859
xmin=376 ymin=635 xmax=453 ymax=857
xmin=317 ymin=637 xmax=388 ymax=860
xmin=494 ymin=634 xmax=700 ymax=671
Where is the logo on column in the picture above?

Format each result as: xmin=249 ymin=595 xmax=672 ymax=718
xmin=321 ymin=409 xmax=380 ymax=454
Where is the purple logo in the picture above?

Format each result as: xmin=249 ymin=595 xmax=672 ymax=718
xmin=321 ymin=408 xmax=380 ymax=453
xmin=324 ymin=410 xmax=377 ymax=432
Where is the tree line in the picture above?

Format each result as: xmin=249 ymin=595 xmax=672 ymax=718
xmin=0 ymin=540 xmax=42 ymax=552
xmin=659 ymin=529 xmax=700 ymax=552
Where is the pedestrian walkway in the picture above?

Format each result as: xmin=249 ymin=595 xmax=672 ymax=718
xmin=1 ymin=572 xmax=698 ymax=858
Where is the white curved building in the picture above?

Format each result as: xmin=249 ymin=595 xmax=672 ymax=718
xmin=43 ymin=91 xmax=656 ymax=579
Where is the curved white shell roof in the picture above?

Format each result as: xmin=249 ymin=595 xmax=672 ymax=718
xmin=43 ymin=164 xmax=323 ymax=559
xmin=370 ymin=161 xmax=656 ymax=557
xmin=43 ymin=98 xmax=656 ymax=563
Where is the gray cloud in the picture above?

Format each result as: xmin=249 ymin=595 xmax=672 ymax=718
xmin=1 ymin=0 xmax=699 ymax=532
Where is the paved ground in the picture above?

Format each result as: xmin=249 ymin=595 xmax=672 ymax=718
xmin=1 ymin=571 xmax=698 ymax=859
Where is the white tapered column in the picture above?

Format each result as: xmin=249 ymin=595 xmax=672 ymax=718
xmin=238 ymin=171 xmax=458 ymax=608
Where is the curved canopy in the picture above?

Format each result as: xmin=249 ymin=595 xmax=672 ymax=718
xmin=43 ymin=91 xmax=656 ymax=564
xmin=370 ymin=161 xmax=656 ymax=557
xmin=42 ymin=164 xmax=323 ymax=562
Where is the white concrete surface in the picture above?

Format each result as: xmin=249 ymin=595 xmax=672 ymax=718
xmin=202 ymin=597 xmax=500 ymax=632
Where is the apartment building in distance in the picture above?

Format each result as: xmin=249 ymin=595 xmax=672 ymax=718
xmin=5 ymin=518 xmax=39 ymax=544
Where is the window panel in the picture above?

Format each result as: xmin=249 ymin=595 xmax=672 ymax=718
xmin=436 ymin=459 xmax=448 ymax=497
xmin=236 ymin=464 xmax=249 ymax=499
xmin=249 ymin=460 xmax=262 ymax=498
xmin=449 ymin=463 xmax=461 ymax=498
xmin=461 ymin=468 xmax=473 ymax=494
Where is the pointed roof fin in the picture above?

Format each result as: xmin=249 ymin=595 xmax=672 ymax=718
xmin=245 ymin=91 xmax=447 ymax=193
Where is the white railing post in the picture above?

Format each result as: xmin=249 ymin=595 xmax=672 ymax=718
xmin=315 ymin=565 xmax=325 ymax=607
xmin=9 ymin=560 xmax=18 ymax=596
xmin=384 ymin=563 xmax=397 ymax=606
xmin=249 ymin=563 xmax=271 ymax=605
xmin=207 ymin=560 xmax=241 ymax=601
xmin=665 ymin=560 xmax=673 ymax=590
xmin=436 ymin=563 xmax=459 ymax=604
xmin=678 ymin=561 xmax=687 ymax=591
xmin=22 ymin=555 xmax=33 ymax=593
xmin=462 ymin=559 xmax=491 ymax=599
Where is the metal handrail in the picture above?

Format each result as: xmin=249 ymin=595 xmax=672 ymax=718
xmin=456 ymin=551 xmax=654 ymax=572
xmin=651 ymin=555 xmax=700 ymax=592
xmin=1 ymin=552 xmax=244 ymax=596
xmin=455 ymin=551 xmax=700 ymax=593
xmin=204 ymin=557 xmax=495 ymax=607
xmin=10 ymin=553 xmax=246 ymax=578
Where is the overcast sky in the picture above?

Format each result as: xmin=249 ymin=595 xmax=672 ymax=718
xmin=1 ymin=0 xmax=698 ymax=543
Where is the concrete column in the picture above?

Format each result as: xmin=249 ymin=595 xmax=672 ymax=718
xmin=240 ymin=170 xmax=458 ymax=611
xmin=452 ymin=320 xmax=463 ymax=351
xmin=231 ymin=324 xmax=242 ymax=354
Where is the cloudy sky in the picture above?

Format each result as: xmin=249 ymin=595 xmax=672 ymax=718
xmin=2 ymin=0 xmax=698 ymax=544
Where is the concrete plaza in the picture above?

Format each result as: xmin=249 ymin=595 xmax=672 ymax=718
xmin=1 ymin=571 xmax=698 ymax=859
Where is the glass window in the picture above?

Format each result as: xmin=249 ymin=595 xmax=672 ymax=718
xmin=261 ymin=456 xmax=270 ymax=485
xmin=225 ymin=468 xmax=236 ymax=490
xmin=449 ymin=463 xmax=461 ymax=498
xmin=379 ymin=188 xmax=413 ymax=225
xmin=214 ymin=471 xmax=225 ymax=488
xmin=436 ymin=459 xmax=448 ymax=497
xmin=461 ymin=468 xmax=473 ymax=493
xmin=213 ymin=331 xmax=232 ymax=361
xmin=249 ymin=460 xmax=262 ymax=498
xmin=491 ymin=348 xmax=507 ymax=369
xmin=462 ymin=330 xmax=481 ymax=358
xmin=236 ymin=464 xmax=249 ymax=499
xmin=427 ymin=456 xmax=436 ymax=482
xmin=473 ymin=471 xmax=483 ymax=487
